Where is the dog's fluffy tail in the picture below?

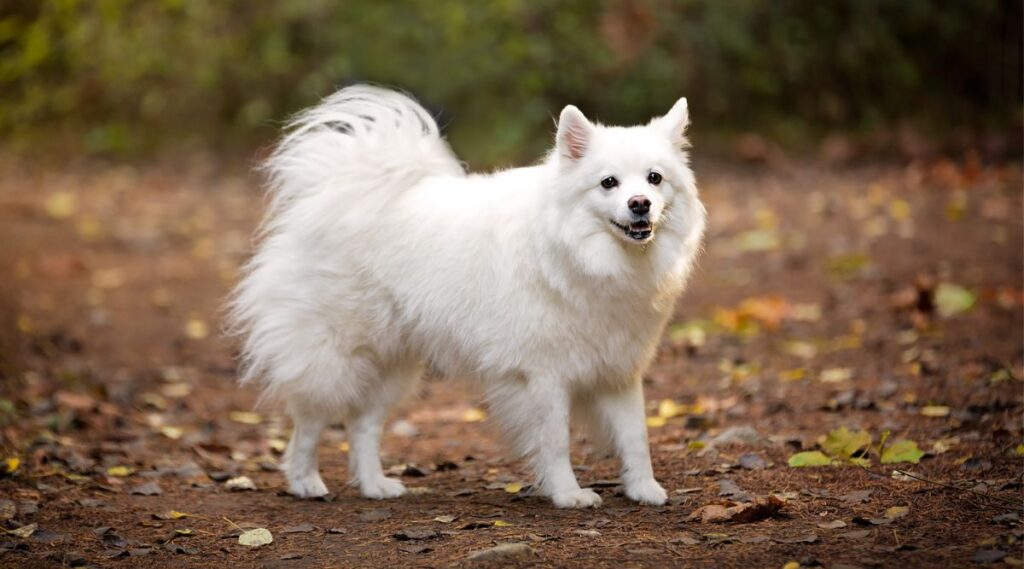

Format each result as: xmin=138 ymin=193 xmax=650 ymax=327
xmin=261 ymin=84 xmax=464 ymax=230
xmin=227 ymin=86 xmax=462 ymax=394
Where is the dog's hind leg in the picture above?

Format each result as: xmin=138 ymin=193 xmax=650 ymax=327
xmin=282 ymin=399 xmax=331 ymax=498
xmin=347 ymin=360 xmax=422 ymax=499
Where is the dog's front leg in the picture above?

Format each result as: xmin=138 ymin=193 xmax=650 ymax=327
xmin=488 ymin=377 xmax=602 ymax=509
xmin=593 ymin=380 xmax=667 ymax=505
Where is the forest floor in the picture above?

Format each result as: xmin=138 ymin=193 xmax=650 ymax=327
xmin=0 ymin=154 xmax=1021 ymax=568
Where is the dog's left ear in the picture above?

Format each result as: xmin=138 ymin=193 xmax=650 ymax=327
xmin=654 ymin=97 xmax=689 ymax=149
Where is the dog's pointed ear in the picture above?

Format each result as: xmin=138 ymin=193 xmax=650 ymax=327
xmin=655 ymin=97 xmax=690 ymax=149
xmin=556 ymin=105 xmax=593 ymax=162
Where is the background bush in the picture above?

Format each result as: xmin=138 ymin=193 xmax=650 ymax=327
xmin=1 ymin=0 xmax=1020 ymax=165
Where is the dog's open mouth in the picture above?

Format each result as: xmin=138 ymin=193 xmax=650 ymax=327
xmin=611 ymin=219 xmax=653 ymax=241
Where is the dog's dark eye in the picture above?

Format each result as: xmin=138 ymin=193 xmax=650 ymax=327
xmin=600 ymin=176 xmax=619 ymax=189
xmin=647 ymin=171 xmax=662 ymax=185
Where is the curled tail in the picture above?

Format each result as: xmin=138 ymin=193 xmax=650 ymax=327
xmin=227 ymin=86 xmax=463 ymax=392
xmin=262 ymin=84 xmax=464 ymax=226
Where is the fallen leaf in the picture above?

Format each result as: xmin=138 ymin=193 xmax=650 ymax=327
xmin=184 ymin=318 xmax=209 ymax=340
xmin=433 ymin=515 xmax=457 ymax=523
xmin=817 ymin=520 xmax=847 ymax=529
xmin=919 ymin=405 xmax=950 ymax=418
xmin=107 ymin=466 xmax=133 ymax=477
xmin=282 ymin=523 xmax=315 ymax=534
xmin=787 ymin=451 xmax=831 ymax=467
xmin=935 ymin=283 xmax=976 ymax=317
xmin=503 ymin=482 xmax=523 ymax=494
xmin=8 ymin=523 xmax=37 ymax=538
xmin=153 ymin=511 xmax=189 ymax=520
xmin=461 ymin=408 xmax=486 ymax=422
xmin=238 ymin=528 xmax=273 ymax=547
xmin=823 ymin=427 xmax=872 ymax=460
xmin=820 ymin=368 xmax=854 ymax=383
xmin=646 ymin=416 xmax=667 ymax=428
xmin=839 ymin=529 xmax=871 ymax=539
xmin=686 ymin=495 xmax=784 ymax=523
xmin=884 ymin=506 xmax=910 ymax=520
xmin=881 ymin=440 xmax=925 ymax=464
xmin=45 ymin=192 xmax=77 ymax=219
xmin=228 ymin=411 xmax=262 ymax=425
xmin=225 ymin=476 xmax=256 ymax=491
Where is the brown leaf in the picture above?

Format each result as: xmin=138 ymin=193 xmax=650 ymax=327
xmin=686 ymin=495 xmax=785 ymax=524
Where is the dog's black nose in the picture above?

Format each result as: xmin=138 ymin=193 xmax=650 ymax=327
xmin=628 ymin=195 xmax=651 ymax=215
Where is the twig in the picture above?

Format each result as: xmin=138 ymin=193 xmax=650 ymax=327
xmin=857 ymin=463 xmax=1021 ymax=511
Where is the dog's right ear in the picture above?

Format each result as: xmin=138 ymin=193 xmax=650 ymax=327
xmin=556 ymin=105 xmax=593 ymax=162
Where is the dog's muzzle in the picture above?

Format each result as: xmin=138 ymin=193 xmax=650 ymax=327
xmin=611 ymin=218 xmax=653 ymax=241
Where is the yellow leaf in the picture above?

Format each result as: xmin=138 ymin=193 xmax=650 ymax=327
xmin=160 ymin=426 xmax=184 ymax=440
xmin=920 ymin=405 xmax=950 ymax=418
xmin=169 ymin=511 xmax=188 ymax=519
xmin=492 ymin=520 xmax=511 ymax=527
xmin=1013 ymin=444 xmax=1024 ymax=457
xmin=783 ymin=562 xmax=801 ymax=569
xmin=823 ymin=427 xmax=872 ymax=460
xmin=4 ymin=458 xmax=20 ymax=474
xmin=658 ymin=399 xmax=686 ymax=418
xmin=884 ymin=506 xmax=910 ymax=519
xmin=646 ymin=416 xmax=667 ymax=428
xmin=819 ymin=368 xmax=853 ymax=383
xmin=461 ymin=408 xmax=486 ymax=422
xmin=44 ymin=192 xmax=76 ymax=219
xmin=238 ymin=528 xmax=273 ymax=547
xmin=888 ymin=199 xmax=911 ymax=220
xmin=687 ymin=440 xmax=705 ymax=451
xmin=503 ymin=482 xmax=523 ymax=494
xmin=107 ymin=466 xmax=133 ymax=477
xmin=185 ymin=318 xmax=209 ymax=340
xmin=229 ymin=411 xmax=262 ymax=425
xmin=778 ymin=368 xmax=806 ymax=382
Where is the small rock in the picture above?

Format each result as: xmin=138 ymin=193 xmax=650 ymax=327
xmin=467 ymin=543 xmax=536 ymax=563
xmin=130 ymin=482 xmax=163 ymax=496
xmin=971 ymin=549 xmax=1006 ymax=564
xmin=358 ymin=508 xmax=391 ymax=522
xmin=393 ymin=527 xmax=439 ymax=541
xmin=737 ymin=453 xmax=767 ymax=470
xmin=710 ymin=426 xmax=762 ymax=447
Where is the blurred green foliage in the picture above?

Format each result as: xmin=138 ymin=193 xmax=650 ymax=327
xmin=1 ymin=0 xmax=1020 ymax=164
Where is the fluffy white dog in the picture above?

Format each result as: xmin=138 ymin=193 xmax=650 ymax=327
xmin=228 ymin=86 xmax=705 ymax=508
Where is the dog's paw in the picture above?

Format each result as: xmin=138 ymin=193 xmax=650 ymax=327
xmin=550 ymin=488 xmax=603 ymax=509
xmin=359 ymin=476 xmax=407 ymax=500
xmin=287 ymin=472 xmax=329 ymax=498
xmin=625 ymin=478 xmax=667 ymax=506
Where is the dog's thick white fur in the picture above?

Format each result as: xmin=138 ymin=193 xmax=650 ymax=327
xmin=228 ymin=85 xmax=705 ymax=508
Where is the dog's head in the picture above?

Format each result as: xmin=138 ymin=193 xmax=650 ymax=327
xmin=548 ymin=99 xmax=705 ymax=279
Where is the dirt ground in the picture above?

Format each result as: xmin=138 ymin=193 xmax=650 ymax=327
xmin=0 ymin=153 xmax=1021 ymax=568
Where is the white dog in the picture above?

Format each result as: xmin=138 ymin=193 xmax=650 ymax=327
xmin=228 ymin=86 xmax=705 ymax=508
